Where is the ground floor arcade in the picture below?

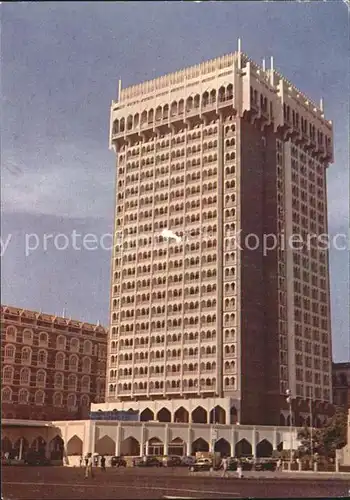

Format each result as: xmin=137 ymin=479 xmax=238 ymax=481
xmin=1 ymin=419 xmax=300 ymax=466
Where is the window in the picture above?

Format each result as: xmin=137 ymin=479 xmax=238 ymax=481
xmin=96 ymin=378 xmax=102 ymax=396
xmin=69 ymin=355 xmax=79 ymax=371
xmin=3 ymin=366 xmax=14 ymax=384
xmin=53 ymin=392 xmax=63 ymax=407
xmin=55 ymin=352 xmax=65 ymax=370
xmin=81 ymin=375 xmax=90 ymax=392
xmin=34 ymin=390 xmax=45 ymax=405
xmin=82 ymin=357 xmax=91 ymax=373
xmin=22 ymin=329 xmax=33 ymax=345
xmin=83 ymin=340 xmax=92 ymax=355
xmin=56 ymin=335 xmax=66 ymax=350
xmin=37 ymin=349 xmax=48 ymax=367
xmin=81 ymin=394 xmax=90 ymax=407
xmin=54 ymin=372 xmax=64 ymax=389
xmin=21 ymin=347 xmax=32 ymax=365
xmin=36 ymin=370 xmax=46 ymax=388
xmin=68 ymin=374 xmax=77 ymax=391
xmin=6 ymin=326 xmax=17 ymax=342
xmin=20 ymin=367 xmax=31 ymax=385
xmin=18 ymin=388 xmax=29 ymax=404
xmin=70 ymin=338 xmax=80 ymax=352
xmin=2 ymin=387 xmax=12 ymax=402
xmin=67 ymin=393 xmax=76 ymax=409
xmin=39 ymin=332 xmax=48 ymax=347
xmin=4 ymin=344 xmax=15 ymax=362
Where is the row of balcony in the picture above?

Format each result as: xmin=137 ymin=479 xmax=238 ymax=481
xmin=113 ymin=384 xmax=220 ymax=394
xmin=112 ymin=95 xmax=234 ymax=139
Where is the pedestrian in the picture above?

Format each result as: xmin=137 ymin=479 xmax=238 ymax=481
xmin=100 ymin=455 xmax=106 ymax=472
xmin=221 ymin=456 xmax=229 ymax=478
xmin=277 ymin=458 xmax=282 ymax=472
xmin=85 ymin=452 xmax=94 ymax=479
xmin=4 ymin=451 xmax=10 ymax=465
xmin=237 ymin=460 xmax=243 ymax=479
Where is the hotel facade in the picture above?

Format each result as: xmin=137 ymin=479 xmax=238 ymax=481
xmin=95 ymin=46 xmax=335 ymax=427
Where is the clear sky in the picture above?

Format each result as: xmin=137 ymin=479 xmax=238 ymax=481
xmin=1 ymin=1 xmax=349 ymax=361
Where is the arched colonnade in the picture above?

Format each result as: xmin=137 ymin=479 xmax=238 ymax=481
xmin=2 ymin=419 xmax=290 ymax=466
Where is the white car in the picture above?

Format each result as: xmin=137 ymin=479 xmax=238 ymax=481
xmin=189 ymin=458 xmax=213 ymax=472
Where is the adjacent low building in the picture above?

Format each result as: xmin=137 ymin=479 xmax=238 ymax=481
xmin=1 ymin=417 xmax=300 ymax=464
xmin=1 ymin=305 xmax=108 ymax=421
xmin=333 ymin=362 xmax=350 ymax=410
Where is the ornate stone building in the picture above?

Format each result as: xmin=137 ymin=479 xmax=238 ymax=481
xmin=1 ymin=305 xmax=107 ymax=421
xmin=102 ymin=43 xmax=335 ymax=426
xmin=333 ymin=362 xmax=350 ymax=410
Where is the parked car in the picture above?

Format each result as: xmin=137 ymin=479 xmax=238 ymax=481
xmin=253 ymin=459 xmax=277 ymax=471
xmin=227 ymin=458 xmax=254 ymax=471
xmin=133 ymin=456 xmax=162 ymax=467
xmin=189 ymin=458 xmax=213 ymax=472
xmin=227 ymin=458 xmax=238 ymax=471
xmin=111 ymin=456 xmax=127 ymax=467
xmin=181 ymin=456 xmax=196 ymax=466
xmin=162 ymin=455 xmax=182 ymax=467
xmin=24 ymin=452 xmax=51 ymax=466
xmin=242 ymin=458 xmax=254 ymax=471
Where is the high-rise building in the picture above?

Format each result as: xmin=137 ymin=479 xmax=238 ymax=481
xmin=1 ymin=305 xmax=108 ymax=421
xmin=106 ymin=47 xmax=334 ymax=426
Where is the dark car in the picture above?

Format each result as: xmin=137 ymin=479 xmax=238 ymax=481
xmin=111 ymin=456 xmax=127 ymax=467
xmin=162 ymin=455 xmax=182 ymax=467
xmin=242 ymin=459 xmax=254 ymax=471
xmin=227 ymin=458 xmax=238 ymax=471
xmin=24 ymin=452 xmax=51 ymax=466
xmin=254 ymin=459 xmax=277 ymax=471
xmin=228 ymin=458 xmax=254 ymax=471
xmin=134 ymin=456 xmax=162 ymax=467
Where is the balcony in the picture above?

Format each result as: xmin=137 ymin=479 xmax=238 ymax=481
xmin=200 ymin=368 xmax=216 ymax=374
xmin=166 ymin=356 xmax=181 ymax=361
xmin=183 ymin=338 xmax=199 ymax=345
xmin=166 ymin=386 xmax=181 ymax=393
xmin=224 ymin=352 xmax=236 ymax=359
xmin=132 ymin=388 xmax=147 ymax=394
xmin=200 ymin=384 xmax=216 ymax=391
xmin=201 ymin=99 xmax=217 ymax=113
xmin=150 ymin=357 xmax=165 ymax=363
xmin=149 ymin=387 xmax=164 ymax=394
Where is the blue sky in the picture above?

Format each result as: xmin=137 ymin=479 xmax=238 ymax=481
xmin=1 ymin=2 xmax=349 ymax=361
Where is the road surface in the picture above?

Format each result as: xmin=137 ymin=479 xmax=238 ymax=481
xmin=2 ymin=466 xmax=350 ymax=499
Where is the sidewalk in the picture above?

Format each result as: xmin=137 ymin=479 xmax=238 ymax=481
xmin=199 ymin=470 xmax=350 ymax=480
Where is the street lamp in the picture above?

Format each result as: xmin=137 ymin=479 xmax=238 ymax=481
xmin=309 ymin=398 xmax=313 ymax=460
xmin=285 ymin=389 xmax=293 ymax=470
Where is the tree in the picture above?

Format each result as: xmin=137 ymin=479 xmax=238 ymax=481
xmin=315 ymin=408 xmax=347 ymax=458
xmin=297 ymin=408 xmax=347 ymax=459
xmin=297 ymin=426 xmax=319 ymax=457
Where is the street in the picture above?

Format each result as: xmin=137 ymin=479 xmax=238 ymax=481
xmin=2 ymin=466 xmax=350 ymax=499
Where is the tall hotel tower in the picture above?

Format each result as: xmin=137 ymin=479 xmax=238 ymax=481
xmin=103 ymin=45 xmax=334 ymax=426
